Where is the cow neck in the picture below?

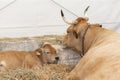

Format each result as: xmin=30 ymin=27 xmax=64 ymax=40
xmin=80 ymin=24 xmax=90 ymax=57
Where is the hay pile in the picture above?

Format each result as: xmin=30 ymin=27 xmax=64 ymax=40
xmin=0 ymin=64 xmax=72 ymax=80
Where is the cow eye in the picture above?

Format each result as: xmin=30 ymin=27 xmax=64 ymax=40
xmin=67 ymin=30 xmax=70 ymax=33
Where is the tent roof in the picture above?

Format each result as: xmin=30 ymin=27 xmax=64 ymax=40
xmin=0 ymin=0 xmax=120 ymax=37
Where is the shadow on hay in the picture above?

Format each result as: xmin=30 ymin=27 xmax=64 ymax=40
xmin=0 ymin=64 xmax=72 ymax=80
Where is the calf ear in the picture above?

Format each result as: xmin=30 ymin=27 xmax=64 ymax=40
xmin=35 ymin=48 xmax=42 ymax=55
xmin=73 ymin=31 xmax=78 ymax=39
xmin=36 ymin=52 xmax=41 ymax=56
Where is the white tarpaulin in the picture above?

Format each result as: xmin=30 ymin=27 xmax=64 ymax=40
xmin=0 ymin=0 xmax=120 ymax=37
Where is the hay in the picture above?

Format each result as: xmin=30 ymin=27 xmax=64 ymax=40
xmin=0 ymin=64 xmax=72 ymax=80
xmin=38 ymin=64 xmax=72 ymax=80
xmin=0 ymin=68 xmax=40 ymax=80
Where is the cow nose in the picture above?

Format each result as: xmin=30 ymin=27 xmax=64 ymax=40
xmin=55 ymin=57 xmax=59 ymax=60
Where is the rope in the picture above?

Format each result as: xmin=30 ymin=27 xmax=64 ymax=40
xmin=0 ymin=0 xmax=17 ymax=12
xmin=51 ymin=0 xmax=120 ymax=25
xmin=51 ymin=0 xmax=78 ymax=17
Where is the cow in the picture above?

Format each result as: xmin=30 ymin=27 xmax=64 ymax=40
xmin=61 ymin=10 xmax=120 ymax=80
xmin=0 ymin=43 xmax=59 ymax=70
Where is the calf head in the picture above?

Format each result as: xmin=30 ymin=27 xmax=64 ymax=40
xmin=35 ymin=43 xmax=59 ymax=64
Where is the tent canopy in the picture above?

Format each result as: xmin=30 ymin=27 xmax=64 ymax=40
xmin=0 ymin=0 xmax=120 ymax=37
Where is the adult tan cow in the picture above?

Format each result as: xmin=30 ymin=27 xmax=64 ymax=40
xmin=0 ymin=43 xmax=59 ymax=70
xmin=61 ymin=10 xmax=120 ymax=80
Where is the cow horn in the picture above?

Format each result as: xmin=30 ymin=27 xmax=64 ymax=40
xmin=83 ymin=6 xmax=89 ymax=21
xmin=84 ymin=6 xmax=89 ymax=16
xmin=61 ymin=10 xmax=78 ymax=25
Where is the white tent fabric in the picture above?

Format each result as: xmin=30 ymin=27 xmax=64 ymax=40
xmin=0 ymin=0 xmax=120 ymax=38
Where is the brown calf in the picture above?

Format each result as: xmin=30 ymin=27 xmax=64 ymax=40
xmin=0 ymin=43 xmax=59 ymax=70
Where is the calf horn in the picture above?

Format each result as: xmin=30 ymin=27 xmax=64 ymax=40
xmin=61 ymin=10 xmax=78 ymax=25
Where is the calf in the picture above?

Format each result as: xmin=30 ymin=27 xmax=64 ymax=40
xmin=0 ymin=43 xmax=59 ymax=70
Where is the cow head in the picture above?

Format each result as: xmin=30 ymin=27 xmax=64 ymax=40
xmin=35 ymin=43 xmax=59 ymax=64
xmin=61 ymin=10 xmax=102 ymax=55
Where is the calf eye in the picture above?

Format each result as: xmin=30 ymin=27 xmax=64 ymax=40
xmin=46 ymin=52 xmax=50 ymax=54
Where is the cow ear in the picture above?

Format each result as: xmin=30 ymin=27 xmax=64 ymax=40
xmin=73 ymin=31 xmax=78 ymax=39
xmin=95 ymin=24 xmax=102 ymax=27
xmin=99 ymin=24 xmax=102 ymax=27
xmin=92 ymin=24 xmax=102 ymax=27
